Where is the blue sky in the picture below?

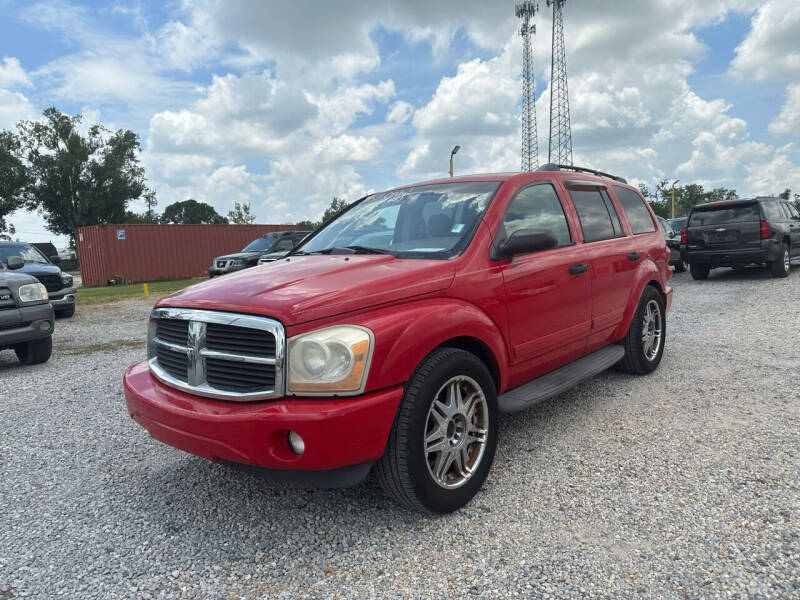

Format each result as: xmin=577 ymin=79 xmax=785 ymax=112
xmin=1 ymin=0 xmax=798 ymax=246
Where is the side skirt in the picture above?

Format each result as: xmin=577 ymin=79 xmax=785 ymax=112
xmin=498 ymin=345 xmax=625 ymax=413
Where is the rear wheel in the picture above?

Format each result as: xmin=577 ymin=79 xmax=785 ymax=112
xmin=674 ymin=260 xmax=687 ymax=273
xmin=690 ymin=264 xmax=709 ymax=280
xmin=14 ymin=336 xmax=52 ymax=365
xmin=376 ymin=347 xmax=498 ymax=513
xmin=769 ymin=244 xmax=790 ymax=278
xmin=617 ymin=286 xmax=665 ymax=375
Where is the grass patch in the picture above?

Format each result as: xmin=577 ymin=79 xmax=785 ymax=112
xmin=76 ymin=278 xmax=204 ymax=305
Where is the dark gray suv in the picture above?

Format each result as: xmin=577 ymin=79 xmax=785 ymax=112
xmin=683 ymin=197 xmax=800 ymax=279
xmin=0 ymin=256 xmax=54 ymax=365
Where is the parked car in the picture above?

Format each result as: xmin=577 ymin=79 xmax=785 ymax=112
xmin=657 ymin=217 xmax=686 ymax=272
xmin=125 ymin=164 xmax=673 ymax=513
xmin=681 ymin=196 xmax=799 ymax=280
xmin=0 ymin=255 xmax=54 ymax=364
xmin=667 ymin=217 xmax=687 ymax=232
xmin=0 ymin=242 xmax=77 ymax=318
xmin=208 ymin=231 xmax=310 ymax=277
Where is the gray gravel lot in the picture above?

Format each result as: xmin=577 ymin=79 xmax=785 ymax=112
xmin=1 ymin=267 xmax=798 ymax=599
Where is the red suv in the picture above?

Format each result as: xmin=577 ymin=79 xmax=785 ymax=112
xmin=124 ymin=164 xmax=672 ymax=513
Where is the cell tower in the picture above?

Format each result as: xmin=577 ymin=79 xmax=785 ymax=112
xmin=547 ymin=0 xmax=573 ymax=165
xmin=516 ymin=1 xmax=538 ymax=171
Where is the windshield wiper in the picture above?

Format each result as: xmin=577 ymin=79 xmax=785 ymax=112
xmin=342 ymin=245 xmax=394 ymax=255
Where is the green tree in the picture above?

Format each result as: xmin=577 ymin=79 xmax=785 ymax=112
xmin=0 ymin=131 xmax=27 ymax=239
xmin=321 ymin=197 xmax=349 ymax=224
xmin=227 ymin=201 xmax=256 ymax=224
xmin=295 ymin=219 xmax=318 ymax=230
xmin=639 ymin=182 xmax=669 ymax=219
xmin=125 ymin=190 xmax=159 ymax=223
xmin=161 ymin=199 xmax=228 ymax=224
xmin=778 ymin=188 xmax=790 ymax=200
xmin=12 ymin=107 xmax=149 ymax=247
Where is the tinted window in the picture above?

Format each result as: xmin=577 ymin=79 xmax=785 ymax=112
xmin=273 ymin=239 xmax=294 ymax=251
xmin=502 ymin=184 xmax=571 ymax=246
xmin=689 ymin=204 xmax=760 ymax=226
xmin=241 ymin=237 xmax=277 ymax=252
xmin=0 ymin=244 xmax=50 ymax=264
xmin=569 ymin=188 xmax=622 ymax=242
xmin=600 ymin=190 xmax=624 ymax=236
xmin=785 ymin=203 xmax=799 ymax=218
xmin=761 ymin=201 xmax=784 ymax=221
xmin=614 ymin=186 xmax=656 ymax=234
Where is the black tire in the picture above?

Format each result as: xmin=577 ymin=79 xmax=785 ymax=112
xmin=376 ymin=347 xmax=498 ymax=514
xmin=55 ymin=304 xmax=75 ymax=318
xmin=14 ymin=336 xmax=53 ymax=365
xmin=769 ymin=244 xmax=790 ymax=278
xmin=617 ymin=286 xmax=665 ymax=375
xmin=690 ymin=264 xmax=709 ymax=280
xmin=674 ymin=260 xmax=687 ymax=273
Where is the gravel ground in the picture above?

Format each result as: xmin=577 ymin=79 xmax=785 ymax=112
xmin=1 ymin=267 xmax=798 ymax=599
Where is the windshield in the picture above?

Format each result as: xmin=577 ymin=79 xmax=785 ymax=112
xmin=241 ymin=237 xmax=277 ymax=252
xmin=689 ymin=204 xmax=760 ymax=227
xmin=0 ymin=245 xmax=50 ymax=264
xmin=299 ymin=181 xmax=501 ymax=258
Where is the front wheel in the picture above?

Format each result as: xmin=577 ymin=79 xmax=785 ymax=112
xmin=376 ymin=348 xmax=498 ymax=513
xmin=55 ymin=304 xmax=75 ymax=318
xmin=617 ymin=286 xmax=665 ymax=375
xmin=769 ymin=244 xmax=790 ymax=278
xmin=15 ymin=336 xmax=53 ymax=365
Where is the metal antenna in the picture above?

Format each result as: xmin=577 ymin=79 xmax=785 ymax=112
xmin=547 ymin=0 xmax=572 ymax=165
xmin=515 ymin=1 xmax=539 ymax=171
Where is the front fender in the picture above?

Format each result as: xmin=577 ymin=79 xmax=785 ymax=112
xmin=294 ymin=298 xmax=510 ymax=395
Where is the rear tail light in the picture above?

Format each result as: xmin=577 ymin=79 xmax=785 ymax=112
xmin=760 ymin=220 xmax=770 ymax=239
xmin=680 ymin=227 xmax=687 ymax=244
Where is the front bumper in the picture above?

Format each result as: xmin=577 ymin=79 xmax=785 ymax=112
xmin=49 ymin=285 xmax=77 ymax=307
xmin=123 ymin=361 xmax=403 ymax=485
xmin=0 ymin=302 xmax=54 ymax=348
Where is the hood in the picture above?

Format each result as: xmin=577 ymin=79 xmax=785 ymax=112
xmin=11 ymin=263 xmax=62 ymax=276
xmin=214 ymin=252 xmax=263 ymax=262
xmin=160 ymin=255 xmax=456 ymax=326
xmin=0 ymin=270 xmax=39 ymax=286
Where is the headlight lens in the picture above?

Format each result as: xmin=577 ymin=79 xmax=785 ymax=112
xmin=287 ymin=325 xmax=373 ymax=395
xmin=61 ymin=273 xmax=73 ymax=286
xmin=18 ymin=282 xmax=48 ymax=303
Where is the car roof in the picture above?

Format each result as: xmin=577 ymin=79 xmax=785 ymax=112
xmin=696 ymin=197 xmax=766 ymax=210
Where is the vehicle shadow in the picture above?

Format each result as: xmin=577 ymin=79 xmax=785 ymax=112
xmin=701 ymin=265 xmax=782 ymax=281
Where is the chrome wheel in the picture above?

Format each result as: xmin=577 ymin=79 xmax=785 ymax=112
xmin=783 ymin=249 xmax=790 ymax=272
xmin=641 ymin=299 xmax=662 ymax=361
xmin=424 ymin=375 xmax=489 ymax=489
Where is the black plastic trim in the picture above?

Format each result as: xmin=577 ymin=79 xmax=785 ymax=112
xmin=223 ymin=460 xmax=374 ymax=489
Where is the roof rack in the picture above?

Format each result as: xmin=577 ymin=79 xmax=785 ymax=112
xmin=537 ymin=163 xmax=627 ymax=184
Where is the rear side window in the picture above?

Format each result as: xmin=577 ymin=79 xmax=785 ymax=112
xmin=614 ymin=186 xmax=656 ymax=234
xmin=503 ymin=183 xmax=571 ymax=246
xmin=569 ymin=188 xmax=624 ymax=242
xmin=761 ymin=201 xmax=784 ymax=221
xmin=689 ymin=204 xmax=760 ymax=226
xmin=784 ymin=203 xmax=799 ymax=218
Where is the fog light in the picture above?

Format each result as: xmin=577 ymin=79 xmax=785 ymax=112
xmin=287 ymin=431 xmax=305 ymax=455
xmin=40 ymin=321 xmax=51 ymax=332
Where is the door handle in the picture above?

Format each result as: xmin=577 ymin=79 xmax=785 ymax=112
xmin=569 ymin=262 xmax=588 ymax=275
xmin=627 ymin=252 xmax=640 ymax=262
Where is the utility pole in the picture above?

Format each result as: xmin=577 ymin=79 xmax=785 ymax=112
xmin=670 ymin=180 xmax=679 ymax=219
xmin=516 ymin=2 xmax=539 ymax=171
xmin=547 ymin=0 xmax=573 ymax=165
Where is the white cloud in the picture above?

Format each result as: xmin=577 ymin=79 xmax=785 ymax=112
xmin=386 ymin=101 xmax=413 ymax=124
xmin=730 ymin=0 xmax=800 ymax=81
xmin=312 ymin=135 xmax=381 ymax=164
xmin=0 ymin=57 xmax=32 ymax=88
xmin=769 ymin=84 xmax=800 ymax=136
xmin=0 ymin=89 xmax=36 ymax=130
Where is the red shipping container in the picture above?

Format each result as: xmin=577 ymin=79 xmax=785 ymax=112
xmin=76 ymin=223 xmax=302 ymax=286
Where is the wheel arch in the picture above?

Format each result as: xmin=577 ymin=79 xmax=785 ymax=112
xmin=436 ymin=336 xmax=501 ymax=393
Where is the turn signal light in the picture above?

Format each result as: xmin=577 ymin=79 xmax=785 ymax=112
xmin=680 ymin=227 xmax=687 ymax=244
xmin=760 ymin=220 xmax=770 ymax=239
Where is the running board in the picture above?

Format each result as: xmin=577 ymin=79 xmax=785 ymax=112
xmin=498 ymin=345 xmax=625 ymax=413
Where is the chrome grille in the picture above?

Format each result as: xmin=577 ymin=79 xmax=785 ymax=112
xmin=148 ymin=308 xmax=284 ymax=401
xmin=34 ymin=274 xmax=63 ymax=293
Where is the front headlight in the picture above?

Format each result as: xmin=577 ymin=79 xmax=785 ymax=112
xmin=230 ymin=259 xmax=245 ymax=267
xmin=61 ymin=273 xmax=73 ymax=287
xmin=287 ymin=325 xmax=374 ymax=395
xmin=18 ymin=282 xmax=48 ymax=303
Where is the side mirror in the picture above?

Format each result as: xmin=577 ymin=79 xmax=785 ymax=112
xmin=7 ymin=256 xmax=24 ymax=270
xmin=50 ymin=255 xmax=62 ymax=264
xmin=668 ymin=230 xmax=676 ymax=239
xmin=497 ymin=229 xmax=558 ymax=259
